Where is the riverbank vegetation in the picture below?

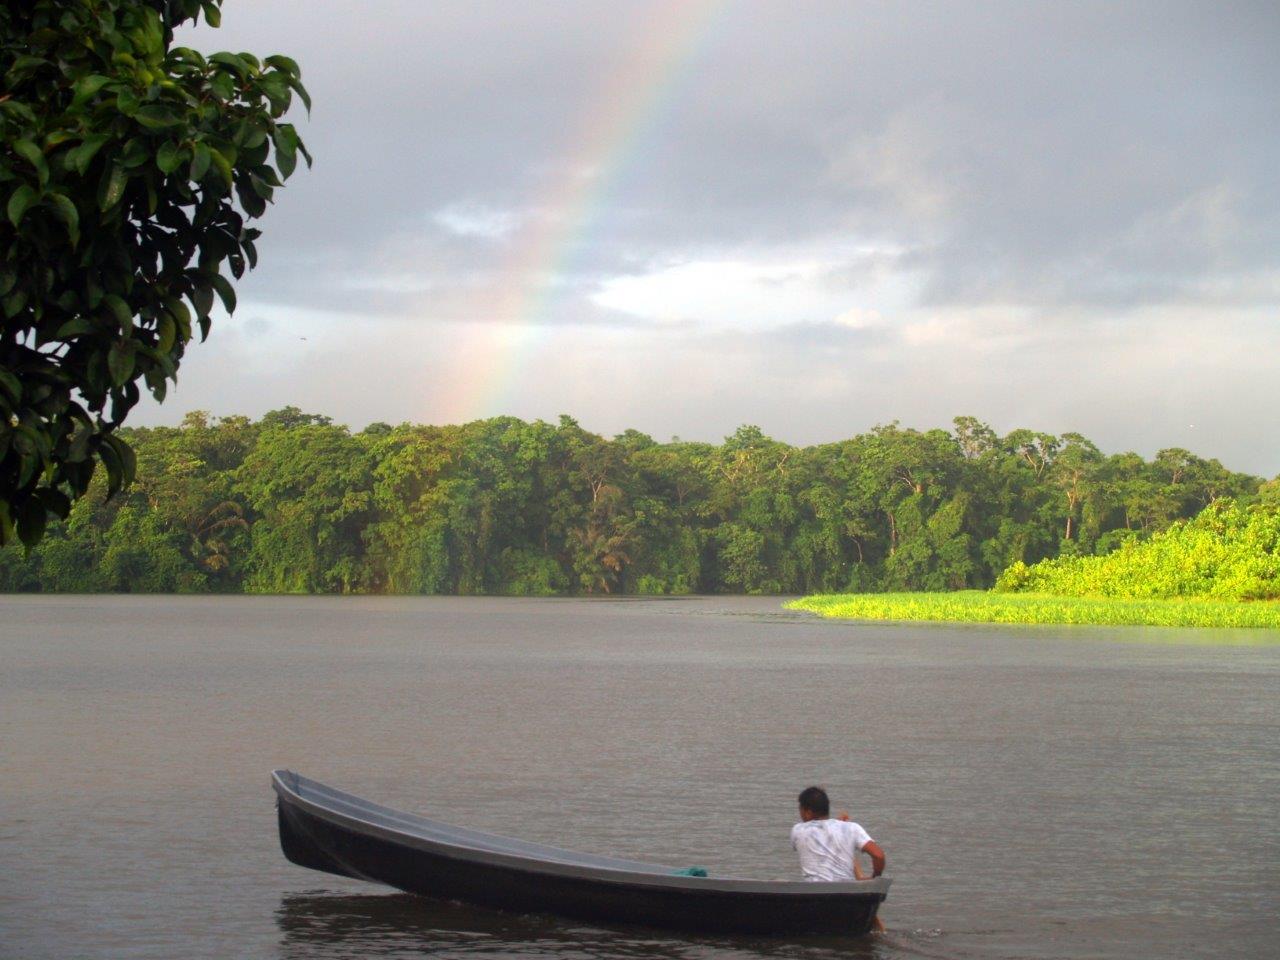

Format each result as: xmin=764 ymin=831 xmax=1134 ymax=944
xmin=787 ymin=592 xmax=1280 ymax=630
xmin=0 ymin=408 xmax=1268 ymax=595
xmin=994 ymin=499 xmax=1280 ymax=601
xmin=791 ymin=500 xmax=1280 ymax=629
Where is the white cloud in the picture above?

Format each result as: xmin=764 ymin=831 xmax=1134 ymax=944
xmin=833 ymin=307 xmax=884 ymax=329
xmin=432 ymin=202 xmax=525 ymax=240
xmin=591 ymin=259 xmax=821 ymax=325
xmin=590 ymin=247 xmax=920 ymax=329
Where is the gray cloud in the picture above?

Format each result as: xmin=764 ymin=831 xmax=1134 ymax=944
xmin=144 ymin=1 xmax=1280 ymax=474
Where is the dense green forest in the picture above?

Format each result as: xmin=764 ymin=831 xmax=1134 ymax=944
xmin=0 ymin=408 xmax=1267 ymax=595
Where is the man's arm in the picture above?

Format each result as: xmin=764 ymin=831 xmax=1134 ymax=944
xmin=837 ymin=811 xmax=886 ymax=878
xmin=861 ymin=840 xmax=886 ymax=877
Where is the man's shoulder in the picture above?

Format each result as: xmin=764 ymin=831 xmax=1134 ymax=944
xmin=791 ymin=820 xmax=821 ymax=842
xmin=838 ymin=819 xmax=872 ymax=846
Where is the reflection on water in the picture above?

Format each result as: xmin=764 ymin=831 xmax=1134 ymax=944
xmin=275 ymin=892 xmax=895 ymax=960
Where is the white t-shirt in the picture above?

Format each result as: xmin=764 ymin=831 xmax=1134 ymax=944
xmin=790 ymin=818 xmax=873 ymax=881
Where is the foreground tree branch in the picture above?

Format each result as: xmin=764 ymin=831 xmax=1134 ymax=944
xmin=0 ymin=0 xmax=310 ymax=546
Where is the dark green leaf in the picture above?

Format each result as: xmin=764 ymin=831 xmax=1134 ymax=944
xmin=16 ymin=498 xmax=47 ymax=549
xmin=67 ymin=420 xmax=92 ymax=463
xmin=236 ymin=119 xmax=268 ymax=150
xmin=249 ymin=174 xmax=275 ymax=200
xmin=107 ymin=339 xmax=136 ymax=386
xmin=13 ymin=139 xmax=49 ymax=186
xmin=253 ymin=164 xmax=283 ymax=188
xmin=134 ymin=104 xmax=183 ymax=129
xmin=189 ymin=141 xmax=213 ymax=180
xmin=47 ymin=193 xmax=80 ymax=246
xmin=55 ymin=317 xmax=96 ymax=339
xmin=209 ymin=71 xmax=235 ymax=101
xmin=158 ymin=312 xmax=177 ymax=352
xmin=169 ymin=47 xmax=208 ymax=70
xmin=259 ymin=72 xmax=290 ymax=111
xmin=145 ymin=367 xmax=168 ymax=402
xmin=209 ymin=273 xmax=236 ymax=314
xmin=0 ymin=370 xmax=21 ymax=405
xmin=156 ymin=141 xmax=184 ymax=174
xmin=98 ymin=437 xmax=124 ymax=498
xmin=288 ymin=76 xmax=312 ymax=114
xmin=14 ymin=429 xmax=42 ymax=489
xmin=66 ymin=134 xmax=109 ymax=175
xmin=71 ymin=74 xmax=113 ymax=107
xmin=2 ymin=289 xmax=27 ymax=318
xmin=272 ymin=125 xmax=299 ymax=179
xmin=121 ymin=138 xmax=150 ymax=168
xmin=34 ymin=488 xmax=72 ymax=520
xmin=117 ymin=87 xmax=141 ymax=114
xmin=0 ymin=99 xmax=37 ymax=124
xmin=208 ymin=148 xmax=234 ymax=189
xmin=6 ymin=54 xmax=49 ymax=81
xmin=167 ymin=298 xmax=192 ymax=330
xmin=104 ymin=433 xmax=137 ymax=486
xmin=103 ymin=294 xmax=133 ymax=332
xmin=264 ymin=55 xmax=301 ymax=78
xmin=98 ymin=164 xmax=127 ymax=211
xmin=236 ymin=178 xmax=267 ymax=217
xmin=7 ymin=184 xmax=39 ymax=227
xmin=210 ymin=52 xmax=249 ymax=79
xmin=191 ymin=283 xmax=214 ymax=318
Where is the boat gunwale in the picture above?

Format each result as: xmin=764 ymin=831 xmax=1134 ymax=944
xmin=272 ymin=770 xmax=891 ymax=899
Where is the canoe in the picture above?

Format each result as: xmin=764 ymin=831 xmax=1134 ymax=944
xmin=272 ymin=770 xmax=890 ymax=936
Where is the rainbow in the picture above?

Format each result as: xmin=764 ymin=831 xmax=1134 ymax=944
xmin=440 ymin=0 xmax=734 ymax=424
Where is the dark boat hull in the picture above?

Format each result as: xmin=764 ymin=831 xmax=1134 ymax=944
xmin=274 ymin=771 xmax=889 ymax=937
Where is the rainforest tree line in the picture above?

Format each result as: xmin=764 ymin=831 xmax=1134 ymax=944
xmin=0 ymin=409 xmax=1266 ymax=595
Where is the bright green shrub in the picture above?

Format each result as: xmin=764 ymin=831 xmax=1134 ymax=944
xmin=786 ymin=591 xmax=1280 ymax=630
xmin=993 ymin=499 xmax=1280 ymax=601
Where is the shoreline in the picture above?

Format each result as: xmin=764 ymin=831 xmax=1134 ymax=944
xmin=786 ymin=591 xmax=1280 ymax=631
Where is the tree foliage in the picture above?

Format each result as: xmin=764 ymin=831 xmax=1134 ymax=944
xmin=0 ymin=410 xmax=1266 ymax=596
xmin=0 ymin=0 xmax=309 ymax=547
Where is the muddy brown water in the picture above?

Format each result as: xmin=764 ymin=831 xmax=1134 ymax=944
xmin=2 ymin=595 xmax=1277 ymax=959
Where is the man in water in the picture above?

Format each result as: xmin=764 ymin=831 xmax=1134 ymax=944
xmin=791 ymin=785 xmax=886 ymax=882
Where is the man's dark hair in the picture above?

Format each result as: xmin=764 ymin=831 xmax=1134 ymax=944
xmin=798 ymin=786 xmax=829 ymax=816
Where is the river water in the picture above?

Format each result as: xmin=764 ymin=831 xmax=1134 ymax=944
xmin=2 ymin=595 xmax=1277 ymax=959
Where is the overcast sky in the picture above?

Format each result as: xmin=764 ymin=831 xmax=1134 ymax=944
xmin=144 ymin=1 xmax=1280 ymax=475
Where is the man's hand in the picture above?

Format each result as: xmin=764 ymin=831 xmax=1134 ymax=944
xmin=837 ymin=810 xmax=850 ymax=821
